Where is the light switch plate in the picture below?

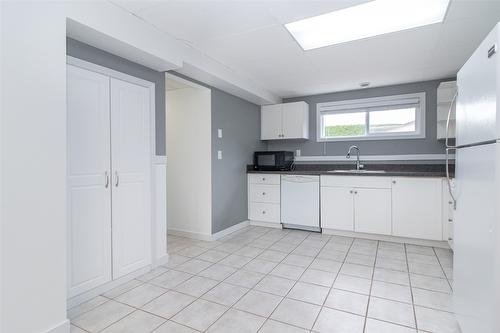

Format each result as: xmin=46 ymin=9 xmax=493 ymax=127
xmin=217 ymin=150 xmax=222 ymax=160
xmin=296 ymin=149 xmax=301 ymax=157
xmin=218 ymin=129 xmax=223 ymax=138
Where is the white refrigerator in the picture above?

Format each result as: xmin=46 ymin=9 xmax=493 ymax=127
xmin=450 ymin=23 xmax=500 ymax=333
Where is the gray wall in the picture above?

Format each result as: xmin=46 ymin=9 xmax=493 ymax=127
xmin=268 ymin=79 xmax=454 ymax=157
xmin=169 ymin=72 xmax=264 ymax=234
xmin=66 ymin=38 xmax=166 ymax=155
xmin=211 ymin=89 xmax=265 ymax=233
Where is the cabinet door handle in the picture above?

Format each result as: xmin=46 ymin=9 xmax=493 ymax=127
xmin=262 ymin=192 xmax=266 ymax=195
xmin=262 ymin=177 xmax=266 ymax=181
xmin=448 ymin=237 xmax=453 ymax=241
xmin=350 ymin=190 xmax=353 ymax=194
xmin=104 ymin=171 xmax=109 ymax=188
xmin=448 ymin=218 xmax=453 ymax=222
xmin=354 ymin=191 xmax=358 ymax=194
xmin=114 ymin=171 xmax=119 ymax=187
xmin=262 ymin=210 xmax=266 ymax=214
xmin=392 ymin=180 xmax=396 ymax=184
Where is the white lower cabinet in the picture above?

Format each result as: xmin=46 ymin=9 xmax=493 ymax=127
xmin=321 ymin=180 xmax=391 ymax=236
xmin=320 ymin=187 xmax=354 ymax=231
xmin=320 ymin=175 xmax=444 ymax=241
xmin=354 ymin=188 xmax=392 ymax=235
xmin=248 ymin=174 xmax=281 ymax=224
xmin=392 ymin=177 xmax=443 ymax=240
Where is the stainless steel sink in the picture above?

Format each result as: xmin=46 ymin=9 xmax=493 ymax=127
xmin=327 ymin=169 xmax=387 ymax=174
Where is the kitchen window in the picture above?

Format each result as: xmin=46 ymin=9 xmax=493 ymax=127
xmin=316 ymin=92 xmax=426 ymax=141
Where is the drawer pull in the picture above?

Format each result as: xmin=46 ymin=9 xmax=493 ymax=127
xmin=448 ymin=237 xmax=453 ymax=241
xmin=262 ymin=192 xmax=266 ymax=195
xmin=262 ymin=177 xmax=266 ymax=181
xmin=354 ymin=191 xmax=358 ymax=194
xmin=350 ymin=190 xmax=353 ymax=194
xmin=262 ymin=210 xmax=266 ymax=214
xmin=448 ymin=218 xmax=453 ymax=222
xmin=392 ymin=180 xmax=396 ymax=184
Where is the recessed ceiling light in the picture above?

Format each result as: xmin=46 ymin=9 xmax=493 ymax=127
xmin=285 ymin=0 xmax=450 ymax=50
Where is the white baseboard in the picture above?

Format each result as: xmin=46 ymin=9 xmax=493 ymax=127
xmin=167 ymin=228 xmax=213 ymax=241
xmin=249 ymin=220 xmax=283 ymax=229
xmin=67 ymin=265 xmax=151 ymax=308
xmin=212 ymin=220 xmax=250 ymax=240
xmin=43 ymin=319 xmax=70 ymax=333
xmin=322 ymin=228 xmax=450 ymax=248
xmin=169 ymin=221 xmax=250 ymax=241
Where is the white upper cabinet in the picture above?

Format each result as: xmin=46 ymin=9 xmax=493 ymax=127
xmin=437 ymin=81 xmax=457 ymax=140
xmin=261 ymin=101 xmax=309 ymax=140
xmin=392 ymin=177 xmax=443 ymax=240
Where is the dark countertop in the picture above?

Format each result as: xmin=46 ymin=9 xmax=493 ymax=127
xmin=247 ymin=163 xmax=454 ymax=178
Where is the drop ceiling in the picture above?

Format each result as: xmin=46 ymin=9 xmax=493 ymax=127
xmin=112 ymin=0 xmax=500 ymax=99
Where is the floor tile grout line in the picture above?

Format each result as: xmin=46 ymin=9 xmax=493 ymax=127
xmin=309 ymin=236 xmax=356 ymax=332
xmin=85 ymin=227 xmax=277 ymax=332
xmin=71 ymin=227 xmax=455 ymax=333
xmin=432 ymin=246 xmax=454 ymax=291
xmin=404 ymin=243 xmax=419 ymax=332
xmin=263 ymin=231 xmax=333 ymax=332
xmin=362 ymin=239 xmax=379 ymax=333
xmin=202 ymin=228 xmax=312 ymax=333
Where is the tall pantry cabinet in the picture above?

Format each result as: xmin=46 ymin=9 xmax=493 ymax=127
xmin=67 ymin=63 xmax=152 ymax=298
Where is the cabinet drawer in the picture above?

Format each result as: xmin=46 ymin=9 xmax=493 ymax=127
xmin=249 ymin=184 xmax=280 ymax=203
xmin=249 ymin=202 xmax=280 ymax=223
xmin=248 ymin=174 xmax=280 ymax=185
xmin=320 ymin=175 xmax=392 ymax=189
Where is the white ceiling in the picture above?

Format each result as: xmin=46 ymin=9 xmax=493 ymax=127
xmin=113 ymin=0 xmax=500 ymax=98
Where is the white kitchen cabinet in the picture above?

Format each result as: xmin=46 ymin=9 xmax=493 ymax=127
xmin=261 ymin=104 xmax=282 ymax=140
xmin=261 ymin=101 xmax=309 ymax=140
xmin=67 ymin=64 xmax=152 ymax=297
xmin=110 ymin=78 xmax=152 ymax=279
xmin=354 ymin=188 xmax=392 ymax=235
xmin=248 ymin=174 xmax=281 ymax=225
xmin=392 ymin=177 xmax=443 ymax=240
xmin=321 ymin=186 xmax=354 ymax=231
xmin=67 ymin=65 xmax=112 ymax=297
xmin=321 ymin=176 xmax=392 ymax=235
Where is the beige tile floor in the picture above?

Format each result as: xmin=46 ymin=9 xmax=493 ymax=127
xmin=69 ymin=226 xmax=460 ymax=333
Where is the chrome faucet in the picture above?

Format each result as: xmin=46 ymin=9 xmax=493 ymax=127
xmin=346 ymin=145 xmax=363 ymax=170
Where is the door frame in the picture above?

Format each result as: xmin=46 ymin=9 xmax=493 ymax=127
xmin=66 ymin=56 xmax=159 ymax=270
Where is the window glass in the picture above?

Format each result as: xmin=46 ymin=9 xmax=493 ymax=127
xmin=368 ymin=107 xmax=416 ymax=134
xmin=323 ymin=112 xmax=366 ymax=138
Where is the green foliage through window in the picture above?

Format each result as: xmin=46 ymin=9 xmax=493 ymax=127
xmin=324 ymin=125 xmax=365 ymax=137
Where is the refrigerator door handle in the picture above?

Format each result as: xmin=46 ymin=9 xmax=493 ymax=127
xmin=446 ymin=147 xmax=457 ymax=209
xmin=445 ymin=91 xmax=458 ymax=149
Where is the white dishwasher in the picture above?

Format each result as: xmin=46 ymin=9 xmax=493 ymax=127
xmin=281 ymin=175 xmax=320 ymax=231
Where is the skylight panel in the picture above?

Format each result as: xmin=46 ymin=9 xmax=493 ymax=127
xmin=285 ymin=0 xmax=450 ymax=50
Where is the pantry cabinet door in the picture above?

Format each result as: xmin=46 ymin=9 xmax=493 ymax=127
xmin=354 ymin=188 xmax=392 ymax=235
xmin=110 ymin=78 xmax=152 ymax=278
xmin=67 ymin=65 xmax=112 ymax=297
xmin=392 ymin=177 xmax=443 ymax=240
xmin=321 ymin=187 xmax=354 ymax=231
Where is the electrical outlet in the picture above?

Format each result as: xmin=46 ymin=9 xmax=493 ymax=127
xmin=218 ymin=128 xmax=223 ymax=138
xmin=217 ymin=150 xmax=222 ymax=160
xmin=296 ymin=149 xmax=301 ymax=157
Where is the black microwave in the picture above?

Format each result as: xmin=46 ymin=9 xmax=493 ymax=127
xmin=253 ymin=151 xmax=294 ymax=171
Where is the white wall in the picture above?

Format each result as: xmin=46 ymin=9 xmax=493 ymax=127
xmin=166 ymin=84 xmax=212 ymax=238
xmin=1 ymin=2 xmax=68 ymax=333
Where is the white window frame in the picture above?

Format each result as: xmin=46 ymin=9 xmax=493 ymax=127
xmin=316 ymin=92 xmax=426 ymax=142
